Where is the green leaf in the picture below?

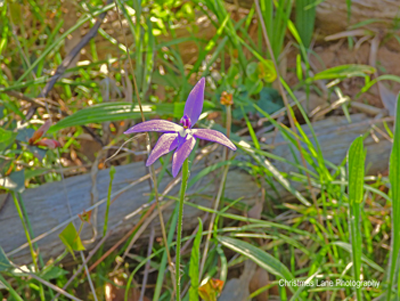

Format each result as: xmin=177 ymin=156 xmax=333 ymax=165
xmin=307 ymin=64 xmax=375 ymax=82
xmin=40 ymin=266 xmax=69 ymax=281
xmin=246 ymin=62 xmax=259 ymax=82
xmin=348 ymin=136 xmax=365 ymax=204
xmin=189 ymin=219 xmax=203 ymax=301
xmin=347 ymin=137 xmax=365 ymax=301
xmin=388 ymin=93 xmax=400 ymax=300
xmin=217 ymin=236 xmax=296 ymax=292
xmin=245 ymin=78 xmax=263 ymax=96
xmin=258 ymin=60 xmax=277 ymax=83
xmin=48 ymin=102 xmax=215 ymax=133
xmin=347 ymin=138 xmax=365 ymax=301
xmin=295 ymin=0 xmax=316 ymax=48
xmin=0 ymin=246 xmax=11 ymax=271
xmin=0 ymin=128 xmax=17 ymax=152
xmin=58 ymin=222 xmax=85 ymax=259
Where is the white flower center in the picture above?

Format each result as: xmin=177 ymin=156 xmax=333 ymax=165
xmin=178 ymin=128 xmax=192 ymax=139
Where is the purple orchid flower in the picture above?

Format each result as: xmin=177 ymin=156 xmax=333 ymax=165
xmin=124 ymin=77 xmax=236 ymax=177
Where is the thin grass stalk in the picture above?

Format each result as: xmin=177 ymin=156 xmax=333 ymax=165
xmin=103 ymin=165 xmax=116 ymax=236
xmin=10 ymin=192 xmax=38 ymax=272
xmin=176 ymin=159 xmax=190 ymax=301
xmin=17 ymin=192 xmax=50 ymax=299
xmin=10 ymin=192 xmax=46 ymax=300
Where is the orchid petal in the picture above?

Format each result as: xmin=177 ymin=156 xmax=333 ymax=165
xmin=192 ymin=129 xmax=236 ymax=150
xmin=146 ymin=133 xmax=179 ymax=166
xmin=183 ymin=78 xmax=205 ymax=127
xmin=124 ymin=120 xmax=182 ymax=134
xmin=172 ymin=136 xmax=196 ymax=177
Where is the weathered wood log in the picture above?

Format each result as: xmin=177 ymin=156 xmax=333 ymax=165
xmin=0 ymin=114 xmax=392 ymax=265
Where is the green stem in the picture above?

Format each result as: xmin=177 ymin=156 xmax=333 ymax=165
xmin=11 ymin=191 xmax=38 ymax=272
xmin=176 ymin=159 xmax=189 ymax=301
xmin=18 ymin=192 xmax=49 ymax=300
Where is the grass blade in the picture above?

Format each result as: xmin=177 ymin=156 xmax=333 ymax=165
xmin=347 ymin=136 xmax=365 ymax=301
xmin=103 ymin=166 xmax=116 ymax=237
xmin=388 ymin=94 xmax=400 ymax=300
xmin=189 ymin=219 xmax=203 ymax=301
xmin=295 ymin=0 xmax=316 ymax=48
xmin=217 ymin=236 xmax=297 ymax=293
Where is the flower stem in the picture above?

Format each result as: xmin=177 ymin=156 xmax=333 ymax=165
xmin=10 ymin=191 xmax=38 ymax=272
xmin=176 ymin=158 xmax=189 ymax=301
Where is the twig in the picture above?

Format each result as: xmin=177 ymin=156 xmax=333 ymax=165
xmin=3 ymin=90 xmax=59 ymax=108
xmin=80 ymin=251 xmax=98 ymax=301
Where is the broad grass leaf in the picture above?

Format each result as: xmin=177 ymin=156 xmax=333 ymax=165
xmin=308 ymin=64 xmax=375 ymax=82
xmin=48 ymin=101 xmax=215 ymax=133
xmin=348 ymin=136 xmax=365 ymax=204
xmin=217 ymin=236 xmax=295 ymax=286
xmin=347 ymin=136 xmax=365 ymax=300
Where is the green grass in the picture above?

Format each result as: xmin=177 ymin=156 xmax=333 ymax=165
xmin=0 ymin=0 xmax=399 ymax=300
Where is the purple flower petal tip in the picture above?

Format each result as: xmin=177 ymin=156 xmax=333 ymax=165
xmin=124 ymin=120 xmax=182 ymax=134
xmin=183 ymin=78 xmax=205 ymax=127
xmin=192 ymin=129 xmax=236 ymax=150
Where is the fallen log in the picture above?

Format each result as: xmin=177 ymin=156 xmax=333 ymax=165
xmin=0 ymin=114 xmax=392 ymax=265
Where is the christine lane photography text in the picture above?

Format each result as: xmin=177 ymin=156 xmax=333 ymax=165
xmin=279 ymin=279 xmax=380 ymax=289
